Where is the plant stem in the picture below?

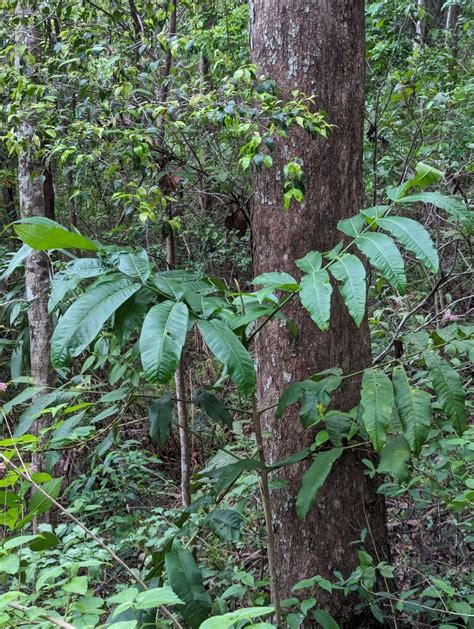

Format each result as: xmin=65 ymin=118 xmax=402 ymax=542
xmin=251 ymin=394 xmax=282 ymax=627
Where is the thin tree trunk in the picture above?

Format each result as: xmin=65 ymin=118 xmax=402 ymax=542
xmin=15 ymin=4 xmax=55 ymax=457
xmin=166 ymin=227 xmax=191 ymax=508
xmin=445 ymin=2 xmax=460 ymax=56
xmin=250 ymin=1 xmax=389 ymax=624
xmin=416 ymin=0 xmax=427 ymax=46
xmin=43 ymin=164 xmax=55 ymax=221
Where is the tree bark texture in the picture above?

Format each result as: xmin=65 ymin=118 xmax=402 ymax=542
xmin=250 ymin=2 xmax=389 ymax=624
xmin=15 ymin=6 xmax=55 ymax=398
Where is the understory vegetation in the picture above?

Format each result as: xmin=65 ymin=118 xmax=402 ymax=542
xmin=0 ymin=1 xmax=472 ymax=628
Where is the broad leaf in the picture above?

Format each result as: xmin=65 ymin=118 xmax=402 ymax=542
xmin=378 ymin=435 xmax=411 ymax=482
xmin=135 ymin=587 xmax=183 ymax=610
xmin=337 ymin=214 xmax=364 ymax=238
xmin=197 ymin=319 xmax=255 ymax=395
xmin=296 ymin=251 xmax=322 ymax=274
xmin=324 ymin=411 xmax=352 ymax=447
xmin=199 ymin=607 xmax=274 ymax=629
xmin=423 ymin=351 xmax=466 ymax=434
xmin=299 ymin=269 xmax=333 ymax=331
xmin=396 ymin=192 xmax=473 ymax=232
xmin=165 ymin=546 xmax=212 ymax=628
xmin=377 ymin=216 xmax=438 ymax=273
xmin=296 ymin=448 xmax=343 ymax=519
xmin=202 ymin=459 xmax=263 ymax=495
xmin=140 ymin=301 xmax=189 ymax=384
xmin=329 ymin=254 xmax=366 ymax=326
xmin=148 ymin=394 xmax=173 ymax=446
xmin=393 ymin=365 xmax=431 ymax=454
xmin=359 ymin=369 xmax=393 ymax=452
xmin=252 ymin=272 xmax=299 ymax=292
xmin=14 ymin=217 xmax=98 ymax=251
xmin=207 ymin=508 xmax=244 ymax=541
xmin=192 ymin=390 xmax=232 ymax=427
xmin=314 ymin=608 xmax=340 ymax=629
xmin=355 ymin=232 xmax=406 ymax=294
xmin=116 ymin=250 xmax=151 ymax=282
xmin=51 ymin=276 xmax=139 ymax=368
xmin=0 ymin=244 xmax=31 ymax=281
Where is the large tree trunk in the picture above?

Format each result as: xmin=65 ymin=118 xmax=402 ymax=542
xmin=250 ymin=2 xmax=389 ymax=625
xmin=15 ymin=5 xmax=55 ymax=432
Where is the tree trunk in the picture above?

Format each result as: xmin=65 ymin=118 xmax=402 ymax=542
xmin=250 ymin=1 xmax=389 ymax=625
xmin=15 ymin=5 xmax=55 ymax=434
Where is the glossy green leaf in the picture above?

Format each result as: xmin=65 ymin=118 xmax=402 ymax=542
xmin=207 ymin=508 xmax=244 ymax=541
xmin=140 ymin=301 xmax=189 ymax=384
xmin=116 ymin=250 xmax=151 ymax=282
xmin=377 ymin=216 xmax=438 ymax=273
xmin=165 ymin=546 xmax=212 ymax=628
xmin=378 ymin=435 xmax=411 ymax=482
xmin=330 ymin=254 xmax=366 ymax=326
xmin=192 ymin=390 xmax=232 ymax=427
xmin=0 ymin=244 xmax=31 ymax=281
xmin=355 ymin=232 xmax=406 ymax=294
xmin=296 ymin=448 xmax=343 ymax=519
xmin=197 ymin=319 xmax=255 ymax=395
xmin=299 ymin=269 xmax=333 ymax=331
xmin=423 ymin=351 xmax=466 ymax=434
xmin=51 ymin=276 xmax=139 ymax=368
xmin=359 ymin=369 xmax=393 ymax=452
xmin=393 ymin=365 xmax=431 ymax=454
xmin=14 ymin=217 xmax=98 ymax=251
xmin=148 ymin=394 xmax=173 ymax=446
xmin=324 ymin=411 xmax=352 ymax=447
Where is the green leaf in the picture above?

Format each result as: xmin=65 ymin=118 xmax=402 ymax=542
xmin=399 ymin=192 xmax=473 ymax=232
xmin=28 ymin=478 xmax=63 ymax=516
xmin=29 ymin=532 xmax=60 ymax=552
xmin=51 ymin=276 xmax=139 ymax=368
xmin=0 ymin=244 xmax=31 ymax=281
xmin=296 ymin=448 xmax=343 ymax=519
xmin=423 ymin=351 xmax=466 ymax=434
xmin=337 ymin=214 xmax=364 ymax=238
xmin=140 ymin=301 xmax=189 ymax=384
xmin=329 ymin=254 xmax=366 ymax=326
xmin=199 ymin=607 xmax=274 ymax=629
xmin=378 ymin=435 xmax=411 ymax=482
xmin=116 ymin=250 xmax=151 ymax=282
xmin=252 ymin=272 xmax=299 ymax=292
xmin=63 ymin=576 xmax=89 ymax=595
xmin=135 ymin=587 xmax=184 ymax=610
xmin=295 ymin=251 xmax=322 ymax=274
xmin=377 ymin=216 xmax=438 ymax=273
xmin=355 ymin=232 xmax=406 ymax=294
xmin=165 ymin=546 xmax=212 ymax=628
xmin=202 ymin=459 xmax=263 ymax=494
xmin=148 ymin=394 xmax=173 ymax=446
xmin=192 ymin=390 xmax=232 ymax=427
xmin=299 ymin=269 xmax=333 ymax=331
xmin=207 ymin=509 xmax=244 ymax=541
xmin=392 ymin=365 xmax=431 ymax=454
xmin=197 ymin=319 xmax=255 ymax=395
xmin=324 ymin=411 xmax=352 ymax=447
xmin=314 ymin=609 xmax=339 ymax=629
xmin=0 ymin=554 xmax=19 ymax=575
xmin=14 ymin=217 xmax=98 ymax=251
xmin=359 ymin=369 xmax=393 ymax=452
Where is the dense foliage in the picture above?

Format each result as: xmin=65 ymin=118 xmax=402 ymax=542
xmin=0 ymin=1 xmax=472 ymax=628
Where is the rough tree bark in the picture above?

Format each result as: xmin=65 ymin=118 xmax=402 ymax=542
xmin=15 ymin=5 xmax=55 ymax=419
xmin=250 ymin=2 xmax=389 ymax=625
